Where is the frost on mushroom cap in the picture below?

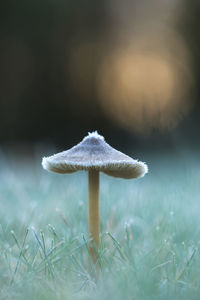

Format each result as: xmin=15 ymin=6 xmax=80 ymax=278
xmin=42 ymin=131 xmax=148 ymax=179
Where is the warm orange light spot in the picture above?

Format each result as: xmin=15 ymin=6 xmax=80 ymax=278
xmin=97 ymin=45 xmax=193 ymax=133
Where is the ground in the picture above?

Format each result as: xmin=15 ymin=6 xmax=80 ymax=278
xmin=0 ymin=148 xmax=200 ymax=300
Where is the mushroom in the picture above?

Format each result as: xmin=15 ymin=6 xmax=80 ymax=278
xmin=42 ymin=131 xmax=148 ymax=263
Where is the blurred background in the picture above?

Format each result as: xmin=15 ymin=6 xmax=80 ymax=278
xmin=0 ymin=0 xmax=200 ymax=154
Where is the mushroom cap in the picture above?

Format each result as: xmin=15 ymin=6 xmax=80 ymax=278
xmin=42 ymin=131 xmax=148 ymax=179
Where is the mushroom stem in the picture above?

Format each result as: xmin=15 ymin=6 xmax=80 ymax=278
xmin=88 ymin=169 xmax=100 ymax=263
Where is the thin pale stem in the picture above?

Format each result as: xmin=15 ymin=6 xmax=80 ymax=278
xmin=88 ymin=169 xmax=100 ymax=263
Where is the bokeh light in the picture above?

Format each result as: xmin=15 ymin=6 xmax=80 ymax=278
xmin=97 ymin=33 xmax=193 ymax=134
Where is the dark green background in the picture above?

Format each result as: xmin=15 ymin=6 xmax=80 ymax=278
xmin=0 ymin=0 xmax=199 ymax=149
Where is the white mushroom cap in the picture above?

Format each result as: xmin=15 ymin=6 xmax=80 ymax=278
xmin=42 ymin=131 xmax=148 ymax=179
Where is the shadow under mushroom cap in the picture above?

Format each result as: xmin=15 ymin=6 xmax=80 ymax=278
xmin=42 ymin=131 xmax=148 ymax=179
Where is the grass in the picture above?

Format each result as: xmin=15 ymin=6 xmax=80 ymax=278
xmin=0 ymin=148 xmax=200 ymax=299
